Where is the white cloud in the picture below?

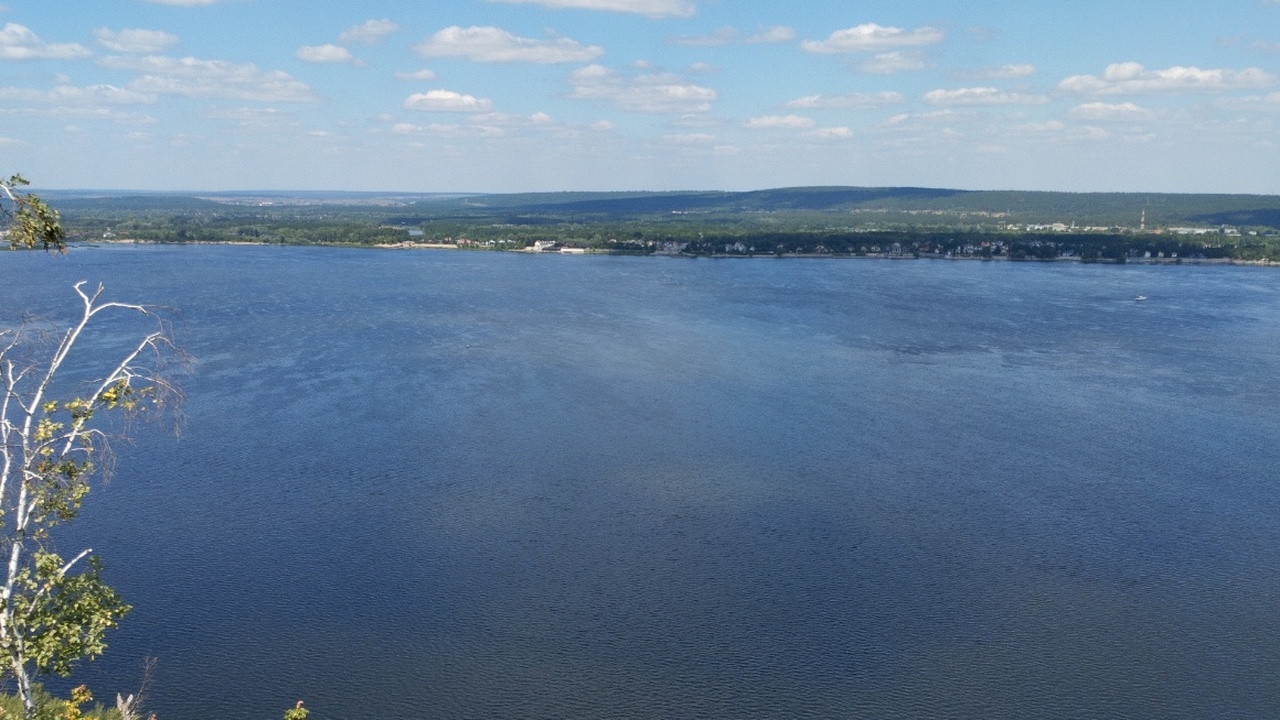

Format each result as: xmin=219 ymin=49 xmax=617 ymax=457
xmin=0 ymin=105 xmax=157 ymax=125
xmin=1069 ymin=101 xmax=1152 ymax=120
xmin=923 ymin=87 xmax=1050 ymax=105
xmin=748 ymin=26 xmax=796 ymax=44
xmin=786 ymin=91 xmax=904 ymax=109
xmin=467 ymin=111 xmax=557 ymax=128
xmin=881 ymin=108 xmax=972 ymax=128
xmin=205 ymin=106 xmax=289 ymax=122
xmin=1017 ymin=120 xmax=1111 ymax=141
xmin=663 ymin=132 xmax=717 ymax=144
xmin=859 ymin=52 xmax=926 ymax=74
xmin=0 ymin=23 xmax=91 ymax=60
xmin=668 ymin=27 xmax=737 ymax=47
xmin=953 ymin=63 xmax=1035 ymax=80
xmin=0 ymin=83 xmax=156 ymax=105
xmin=94 ymin=28 xmax=179 ymax=54
xmin=669 ymin=25 xmax=794 ymax=47
xmin=801 ymin=23 xmax=944 ymax=54
xmin=296 ymin=44 xmax=354 ymax=64
xmin=392 ymin=121 xmax=505 ymax=138
xmin=670 ymin=112 xmax=720 ymax=128
xmin=569 ymin=64 xmax=716 ymax=113
xmin=395 ymin=69 xmax=438 ymax=81
xmin=1059 ymin=62 xmax=1276 ymax=95
xmin=339 ymin=19 xmax=399 ymax=45
xmin=805 ymin=126 xmax=853 ymax=139
xmin=485 ymin=0 xmax=695 ymax=18
xmin=404 ymin=89 xmax=493 ymax=112
xmin=100 ymin=55 xmax=319 ymax=102
xmin=1217 ymin=91 xmax=1280 ymax=111
xmin=204 ymin=106 xmax=298 ymax=132
xmin=416 ymin=26 xmax=603 ymax=64
xmin=743 ymin=114 xmax=815 ymax=129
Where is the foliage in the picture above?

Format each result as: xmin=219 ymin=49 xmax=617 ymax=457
xmin=48 ymin=186 xmax=1280 ymax=260
xmin=0 ymin=279 xmax=180 ymax=718
xmin=0 ymin=684 xmax=123 ymax=720
xmin=282 ymin=700 xmax=309 ymax=720
xmin=1 ymin=177 xmax=66 ymax=253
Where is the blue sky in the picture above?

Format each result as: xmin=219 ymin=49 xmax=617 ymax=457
xmin=1 ymin=0 xmax=1277 ymax=193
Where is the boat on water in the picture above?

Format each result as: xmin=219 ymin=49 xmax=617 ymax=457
xmin=1134 ymin=295 xmax=1148 ymax=301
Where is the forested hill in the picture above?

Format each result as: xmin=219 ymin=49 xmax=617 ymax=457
xmin=433 ymin=186 xmax=1280 ymax=228
xmin=42 ymin=185 xmax=1280 ymax=229
xmin=39 ymin=185 xmax=1280 ymax=260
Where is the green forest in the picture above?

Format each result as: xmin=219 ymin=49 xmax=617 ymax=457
xmin=46 ymin=186 xmax=1280 ymax=262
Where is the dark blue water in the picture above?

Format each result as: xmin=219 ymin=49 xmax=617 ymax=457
xmin=3 ymin=246 xmax=1279 ymax=719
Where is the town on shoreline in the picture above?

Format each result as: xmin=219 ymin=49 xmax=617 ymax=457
xmin=35 ymin=185 xmax=1280 ymax=264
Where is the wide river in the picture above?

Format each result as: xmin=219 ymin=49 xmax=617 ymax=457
xmin=3 ymin=245 xmax=1279 ymax=719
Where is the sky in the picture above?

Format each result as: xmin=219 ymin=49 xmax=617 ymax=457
xmin=0 ymin=0 xmax=1277 ymax=194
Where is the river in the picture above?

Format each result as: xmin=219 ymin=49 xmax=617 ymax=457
xmin=3 ymin=245 xmax=1279 ymax=719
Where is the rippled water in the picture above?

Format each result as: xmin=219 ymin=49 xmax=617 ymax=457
xmin=3 ymin=246 xmax=1279 ymax=719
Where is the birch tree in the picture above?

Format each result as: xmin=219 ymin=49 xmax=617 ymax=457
xmin=1 ymin=178 xmax=179 ymax=717
xmin=1 ymin=175 xmax=64 ymax=253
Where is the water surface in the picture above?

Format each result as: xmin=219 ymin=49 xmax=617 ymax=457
xmin=3 ymin=246 xmax=1278 ymax=719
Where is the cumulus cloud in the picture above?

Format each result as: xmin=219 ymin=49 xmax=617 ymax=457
xmin=668 ymin=27 xmax=738 ymax=47
xmin=416 ymin=26 xmax=603 ymax=64
xmin=94 ymin=28 xmax=179 ymax=54
xmin=404 ymin=89 xmax=493 ymax=112
xmin=923 ymin=87 xmax=1050 ymax=105
xmin=747 ymin=113 xmax=814 ymax=128
xmin=340 ymin=19 xmax=399 ymax=45
xmin=952 ymin=63 xmax=1035 ymax=80
xmin=786 ymin=91 xmax=905 ymax=109
xmin=0 ymin=105 xmax=157 ymax=125
xmin=748 ymin=26 xmax=796 ymax=44
xmin=569 ymin=64 xmax=716 ymax=113
xmin=296 ymin=44 xmax=354 ymax=64
xmin=663 ymin=132 xmax=717 ymax=144
xmin=0 ymin=23 xmax=91 ymax=60
xmin=743 ymin=114 xmax=815 ymax=129
xmin=395 ymin=69 xmax=438 ymax=81
xmin=202 ymin=106 xmax=301 ymax=133
xmin=392 ymin=121 xmax=505 ymax=138
xmin=859 ymin=52 xmax=927 ymax=74
xmin=670 ymin=112 xmax=720 ymax=128
xmin=206 ymin=106 xmax=290 ymax=122
xmin=1059 ymin=62 xmax=1276 ymax=95
xmin=1217 ymin=91 xmax=1280 ymax=111
xmin=805 ymin=126 xmax=853 ymax=139
xmin=801 ymin=23 xmax=944 ymax=54
xmin=1017 ymin=120 xmax=1111 ymax=141
xmin=485 ymin=0 xmax=695 ymax=18
xmin=0 ymin=83 xmax=156 ymax=105
xmin=100 ymin=55 xmax=319 ymax=102
xmin=668 ymin=25 xmax=793 ymax=47
xmin=1069 ymin=101 xmax=1152 ymax=120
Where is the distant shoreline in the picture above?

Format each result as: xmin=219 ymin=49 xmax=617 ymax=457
xmin=76 ymin=239 xmax=1279 ymax=266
